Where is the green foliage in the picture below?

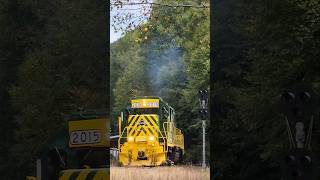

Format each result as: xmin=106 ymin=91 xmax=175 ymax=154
xmin=213 ymin=0 xmax=320 ymax=179
xmin=0 ymin=0 xmax=107 ymax=178
xmin=111 ymin=0 xmax=210 ymax=165
xmin=149 ymin=0 xmax=210 ymax=109
xmin=0 ymin=0 xmax=41 ymax=178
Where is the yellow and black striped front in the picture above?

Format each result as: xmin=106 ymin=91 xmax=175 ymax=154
xmin=59 ymin=168 xmax=109 ymax=180
xmin=119 ymin=114 xmax=167 ymax=166
xmin=118 ymin=97 xmax=185 ymax=166
xmin=127 ymin=114 xmax=159 ymax=139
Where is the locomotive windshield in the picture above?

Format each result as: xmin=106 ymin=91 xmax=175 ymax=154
xmin=131 ymin=108 xmax=159 ymax=115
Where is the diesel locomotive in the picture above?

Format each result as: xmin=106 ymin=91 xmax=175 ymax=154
xmin=118 ymin=96 xmax=184 ymax=166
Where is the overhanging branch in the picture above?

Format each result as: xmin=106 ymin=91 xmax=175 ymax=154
xmin=111 ymin=2 xmax=210 ymax=8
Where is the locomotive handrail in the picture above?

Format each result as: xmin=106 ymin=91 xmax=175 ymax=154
xmin=163 ymin=122 xmax=168 ymax=138
xmin=162 ymin=121 xmax=184 ymax=149
xmin=163 ymin=122 xmax=170 ymax=151
xmin=158 ymin=128 xmax=167 ymax=152
xmin=118 ymin=127 xmax=128 ymax=151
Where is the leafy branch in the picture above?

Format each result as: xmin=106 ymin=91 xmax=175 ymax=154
xmin=111 ymin=1 xmax=210 ymax=9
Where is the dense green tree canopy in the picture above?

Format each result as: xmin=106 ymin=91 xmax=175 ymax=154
xmin=0 ymin=0 xmax=107 ymax=179
xmin=213 ymin=0 xmax=320 ymax=179
xmin=111 ymin=0 xmax=210 ymax=164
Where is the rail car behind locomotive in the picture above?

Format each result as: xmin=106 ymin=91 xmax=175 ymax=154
xmin=118 ymin=96 xmax=184 ymax=166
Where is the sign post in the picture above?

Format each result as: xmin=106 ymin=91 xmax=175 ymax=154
xmin=198 ymin=89 xmax=208 ymax=168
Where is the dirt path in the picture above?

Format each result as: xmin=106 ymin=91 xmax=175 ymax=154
xmin=110 ymin=166 xmax=210 ymax=180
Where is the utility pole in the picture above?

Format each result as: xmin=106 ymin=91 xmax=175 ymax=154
xmin=202 ymin=119 xmax=206 ymax=168
xmin=198 ymin=89 xmax=208 ymax=168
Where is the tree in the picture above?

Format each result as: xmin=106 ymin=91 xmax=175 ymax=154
xmin=212 ymin=0 xmax=320 ymax=179
xmin=110 ymin=0 xmax=210 ymax=164
xmin=7 ymin=0 xmax=107 ymax=178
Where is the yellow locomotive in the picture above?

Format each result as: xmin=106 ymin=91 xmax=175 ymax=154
xmin=118 ymin=96 xmax=184 ymax=166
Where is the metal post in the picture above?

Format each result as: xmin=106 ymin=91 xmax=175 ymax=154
xmin=36 ymin=159 xmax=41 ymax=180
xmin=202 ymin=120 xmax=206 ymax=168
xmin=198 ymin=89 xmax=208 ymax=168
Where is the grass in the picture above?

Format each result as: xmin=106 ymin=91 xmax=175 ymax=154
xmin=110 ymin=166 xmax=210 ymax=180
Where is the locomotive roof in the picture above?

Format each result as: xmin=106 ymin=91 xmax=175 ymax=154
xmin=131 ymin=96 xmax=162 ymax=100
xmin=130 ymin=96 xmax=173 ymax=110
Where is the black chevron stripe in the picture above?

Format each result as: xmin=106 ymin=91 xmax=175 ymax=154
xmin=147 ymin=115 xmax=158 ymax=126
xmin=145 ymin=115 xmax=159 ymax=132
xmin=69 ymin=171 xmax=80 ymax=180
xmin=85 ymin=170 xmax=98 ymax=180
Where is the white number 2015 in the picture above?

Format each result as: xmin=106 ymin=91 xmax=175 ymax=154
xmin=70 ymin=130 xmax=101 ymax=145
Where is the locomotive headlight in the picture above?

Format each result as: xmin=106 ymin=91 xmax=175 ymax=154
xmin=149 ymin=136 xmax=155 ymax=141
xmin=128 ymin=136 xmax=134 ymax=142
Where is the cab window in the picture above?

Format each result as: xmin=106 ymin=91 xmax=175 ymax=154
xmin=130 ymin=108 xmax=159 ymax=115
